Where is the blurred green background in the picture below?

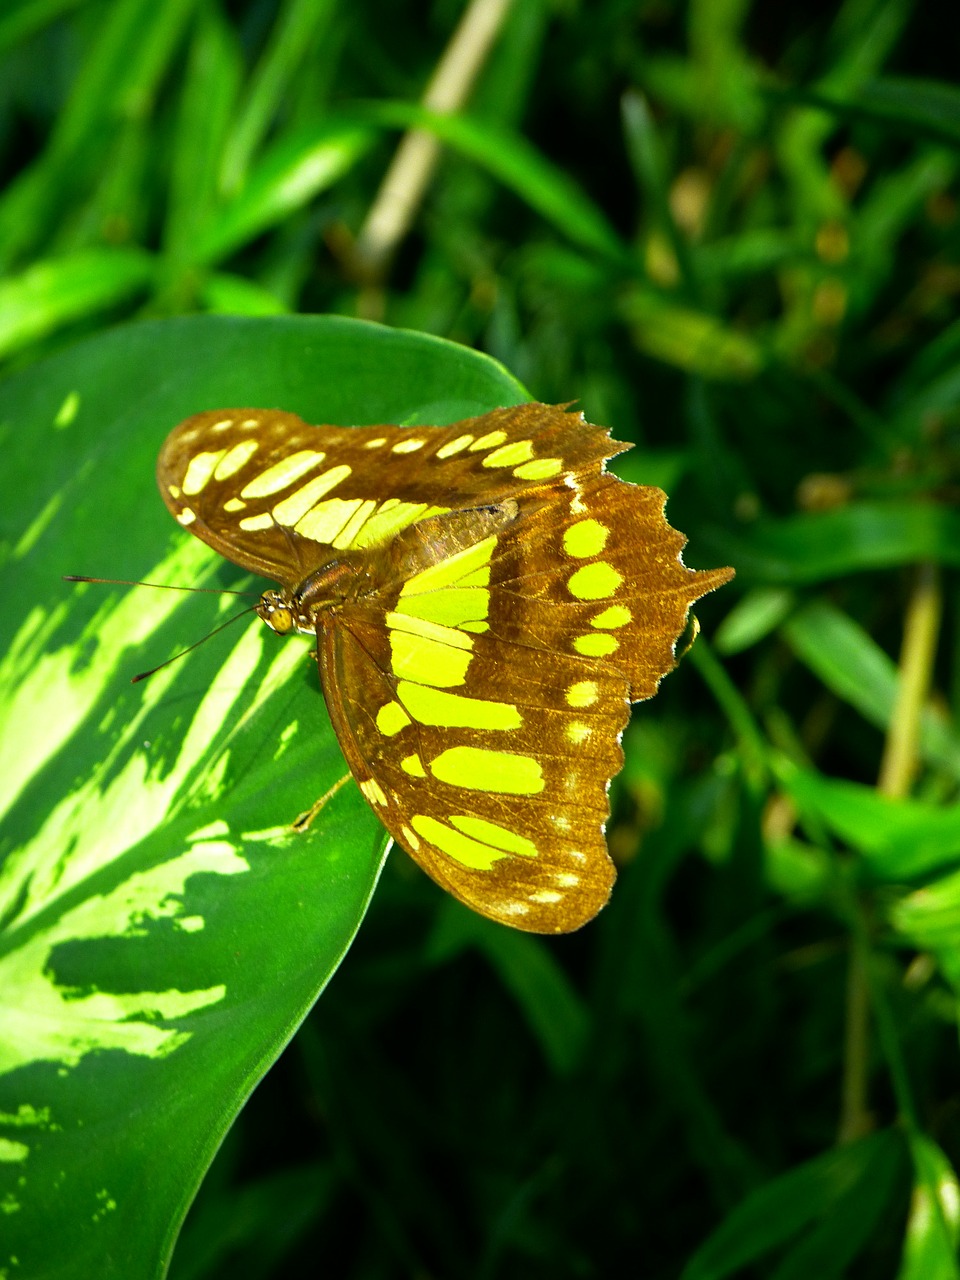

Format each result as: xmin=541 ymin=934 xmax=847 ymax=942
xmin=2 ymin=0 xmax=960 ymax=1276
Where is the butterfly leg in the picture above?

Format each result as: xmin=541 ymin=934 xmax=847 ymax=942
xmin=292 ymin=771 xmax=352 ymax=833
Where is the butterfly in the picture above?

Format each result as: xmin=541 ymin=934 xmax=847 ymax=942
xmin=157 ymin=402 xmax=733 ymax=932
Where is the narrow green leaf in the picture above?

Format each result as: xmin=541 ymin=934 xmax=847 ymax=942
xmin=0 ymin=0 xmax=85 ymax=54
xmin=218 ymin=0 xmax=339 ymax=195
xmin=781 ymin=601 xmax=960 ymax=779
xmin=680 ymin=1131 xmax=904 ymax=1280
xmin=622 ymin=91 xmax=703 ymax=300
xmin=857 ymin=76 xmax=960 ymax=147
xmin=0 ymin=0 xmax=199 ymax=269
xmin=889 ymin=316 xmax=960 ymax=418
xmin=55 ymin=0 xmax=201 ymax=154
xmin=687 ymin=0 xmax=765 ymax=132
xmin=714 ymin=588 xmax=796 ymax=655
xmin=899 ymin=1134 xmax=960 ymax=1280
xmin=427 ymin=901 xmax=590 ymax=1076
xmin=696 ymin=229 xmax=808 ymax=281
xmin=772 ymin=0 xmax=913 ymax=223
xmin=201 ymin=272 xmax=290 ymax=315
xmin=706 ymin=502 xmax=960 ymax=584
xmin=887 ymin=301 xmax=960 ymax=434
xmin=71 ymin=119 xmax=154 ymax=254
xmin=610 ymin=446 xmax=689 ymax=493
xmin=854 ymin=151 xmax=957 ymax=304
xmin=776 ymin=759 xmax=960 ymax=880
xmin=192 ymin=122 xmax=374 ymax=266
xmin=0 ymin=248 xmax=156 ymax=359
xmin=164 ymin=5 xmax=243 ymax=259
xmin=890 ymin=870 xmax=960 ymax=984
xmin=769 ymin=1129 xmax=904 ymax=1280
xmin=776 ymin=77 xmax=960 ymax=150
xmin=763 ymin=837 xmax=833 ymax=904
xmin=0 ymin=157 xmax=59 ymax=273
xmin=170 ymin=1161 xmax=335 ymax=1280
xmin=620 ymin=286 xmax=764 ymax=381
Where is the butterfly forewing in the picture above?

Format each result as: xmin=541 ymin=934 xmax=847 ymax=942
xmin=157 ymin=402 xmax=734 ymax=932
xmin=157 ymin=405 xmax=619 ymax=587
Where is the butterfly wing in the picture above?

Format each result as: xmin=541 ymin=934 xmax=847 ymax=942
xmin=156 ymin=404 xmax=622 ymax=588
xmin=315 ymin=459 xmax=732 ymax=933
xmin=158 ymin=401 xmax=733 ymax=932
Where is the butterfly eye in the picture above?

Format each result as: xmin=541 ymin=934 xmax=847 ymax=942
xmin=257 ymin=592 xmax=296 ymax=635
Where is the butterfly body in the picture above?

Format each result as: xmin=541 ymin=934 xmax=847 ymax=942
xmin=158 ymin=403 xmax=733 ymax=932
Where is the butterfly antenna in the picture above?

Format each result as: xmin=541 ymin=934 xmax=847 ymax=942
xmin=130 ymin=606 xmax=258 ymax=683
xmin=63 ymin=574 xmax=259 ymax=598
xmin=64 ymin=574 xmax=263 ymax=683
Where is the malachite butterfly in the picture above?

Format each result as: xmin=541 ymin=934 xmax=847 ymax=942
xmin=157 ymin=402 xmax=733 ymax=933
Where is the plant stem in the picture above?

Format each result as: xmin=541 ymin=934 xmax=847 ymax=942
xmin=838 ymin=562 xmax=942 ymax=1144
xmin=878 ymin=562 xmax=942 ymax=799
xmin=352 ymin=0 xmax=513 ymax=294
xmin=837 ymin=931 xmax=872 ymax=1143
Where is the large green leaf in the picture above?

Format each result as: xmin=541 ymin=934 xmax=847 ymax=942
xmin=0 ymin=314 xmax=527 ymax=1278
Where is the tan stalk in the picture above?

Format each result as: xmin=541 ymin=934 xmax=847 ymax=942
xmin=877 ymin=563 xmax=942 ymax=798
xmin=352 ymin=0 xmax=513 ymax=302
xmin=838 ymin=562 xmax=942 ymax=1144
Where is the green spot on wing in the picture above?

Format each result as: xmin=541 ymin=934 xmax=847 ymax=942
xmin=411 ymin=814 xmax=508 ymax=869
xmin=563 ymin=518 xmax=608 ymax=558
xmin=393 ymin=586 xmax=490 ymax=628
xmin=398 ymin=680 xmax=520 ymax=730
xmin=428 ymin=746 xmax=545 ymax=794
xmin=398 ymin=535 xmax=497 ymax=596
xmin=566 ymin=562 xmax=622 ymax=600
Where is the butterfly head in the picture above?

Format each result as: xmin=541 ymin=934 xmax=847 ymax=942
xmin=256 ymin=557 xmax=375 ymax=637
xmin=256 ymin=589 xmax=306 ymax=636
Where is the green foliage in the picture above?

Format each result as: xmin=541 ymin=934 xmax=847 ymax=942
xmin=2 ymin=0 xmax=960 ymax=1277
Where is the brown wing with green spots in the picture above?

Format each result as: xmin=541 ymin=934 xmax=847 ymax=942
xmin=311 ymin=456 xmax=733 ymax=933
xmin=156 ymin=404 xmax=623 ymax=588
xmin=157 ymin=401 xmax=733 ymax=933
